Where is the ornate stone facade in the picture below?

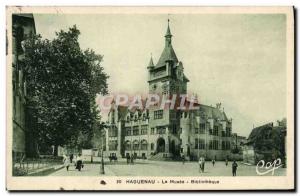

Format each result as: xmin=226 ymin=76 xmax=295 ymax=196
xmin=104 ymin=21 xmax=234 ymax=160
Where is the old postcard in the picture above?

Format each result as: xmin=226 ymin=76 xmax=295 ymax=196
xmin=6 ymin=6 xmax=294 ymax=191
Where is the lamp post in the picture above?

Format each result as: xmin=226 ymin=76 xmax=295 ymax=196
xmin=205 ymin=116 xmax=208 ymax=159
xmin=100 ymin=148 xmax=105 ymax=174
xmin=100 ymin=122 xmax=107 ymax=175
xmin=197 ymin=126 xmax=200 ymax=159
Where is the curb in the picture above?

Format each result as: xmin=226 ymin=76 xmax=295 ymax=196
xmin=27 ymin=165 xmax=64 ymax=176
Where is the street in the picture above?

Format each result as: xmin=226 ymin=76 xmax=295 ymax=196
xmin=50 ymin=158 xmax=286 ymax=176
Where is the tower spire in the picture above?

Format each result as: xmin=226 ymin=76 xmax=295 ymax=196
xmin=165 ymin=18 xmax=172 ymax=46
xmin=147 ymin=53 xmax=154 ymax=68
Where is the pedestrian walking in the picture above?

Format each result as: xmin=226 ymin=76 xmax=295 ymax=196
xmin=225 ymin=159 xmax=228 ymax=166
xmin=126 ymin=154 xmax=130 ymax=164
xmin=200 ymin=157 xmax=205 ymax=173
xmin=198 ymin=157 xmax=202 ymax=173
xmin=75 ymin=153 xmax=83 ymax=171
xmin=232 ymin=160 xmax=238 ymax=176
xmin=70 ymin=154 xmax=74 ymax=163
xmin=182 ymin=154 xmax=185 ymax=164
xmin=198 ymin=156 xmax=205 ymax=173
xmin=130 ymin=154 xmax=134 ymax=165
xmin=63 ymin=154 xmax=70 ymax=171
xmin=212 ymin=159 xmax=215 ymax=167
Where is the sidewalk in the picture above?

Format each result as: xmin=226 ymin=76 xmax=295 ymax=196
xmin=50 ymin=163 xmax=116 ymax=176
xmin=27 ymin=164 xmax=64 ymax=176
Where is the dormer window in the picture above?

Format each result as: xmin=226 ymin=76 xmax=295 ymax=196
xmin=142 ymin=113 xmax=146 ymax=121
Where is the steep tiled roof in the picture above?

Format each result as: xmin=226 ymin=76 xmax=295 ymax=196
xmin=156 ymin=45 xmax=178 ymax=67
xmin=199 ymin=104 xmax=228 ymax=121
xmin=247 ymin=123 xmax=273 ymax=142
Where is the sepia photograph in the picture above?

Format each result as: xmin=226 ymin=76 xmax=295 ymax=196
xmin=6 ymin=6 xmax=294 ymax=190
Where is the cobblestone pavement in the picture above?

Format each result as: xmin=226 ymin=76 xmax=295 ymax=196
xmin=50 ymin=159 xmax=286 ymax=176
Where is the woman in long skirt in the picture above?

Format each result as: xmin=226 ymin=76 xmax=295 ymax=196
xmin=63 ymin=154 xmax=70 ymax=171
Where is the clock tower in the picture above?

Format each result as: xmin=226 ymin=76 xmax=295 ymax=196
xmin=147 ymin=19 xmax=189 ymax=157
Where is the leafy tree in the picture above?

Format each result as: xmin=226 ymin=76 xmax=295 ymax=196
xmin=21 ymin=26 xmax=108 ymax=156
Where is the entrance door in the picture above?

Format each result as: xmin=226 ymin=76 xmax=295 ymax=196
xmin=156 ymin=138 xmax=165 ymax=153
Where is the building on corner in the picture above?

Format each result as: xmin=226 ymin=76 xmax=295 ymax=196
xmin=12 ymin=14 xmax=36 ymax=161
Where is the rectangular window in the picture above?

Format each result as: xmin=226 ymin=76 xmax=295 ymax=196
xmin=209 ymin=140 xmax=219 ymax=150
xmin=154 ymin=110 xmax=163 ymax=119
xmin=157 ymin=126 xmax=166 ymax=134
xmin=133 ymin=126 xmax=139 ymax=135
xmin=200 ymin=123 xmax=205 ymax=134
xmin=226 ymin=127 xmax=231 ymax=136
xmin=215 ymin=140 xmax=219 ymax=150
xmin=141 ymin=125 xmax=148 ymax=135
xmin=151 ymin=128 xmax=155 ymax=135
xmin=221 ymin=131 xmax=226 ymax=137
xmin=213 ymin=125 xmax=218 ymax=136
xmin=199 ymin=139 xmax=205 ymax=149
xmin=108 ymin=141 xmax=118 ymax=151
xmin=109 ymin=126 xmax=118 ymax=137
xmin=125 ymin=127 xmax=131 ymax=136
xmin=172 ymin=124 xmax=177 ymax=134
xmin=195 ymin=139 xmax=205 ymax=149
xmin=195 ymin=128 xmax=199 ymax=134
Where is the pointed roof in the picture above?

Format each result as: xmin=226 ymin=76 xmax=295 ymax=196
xmin=156 ymin=45 xmax=178 ymax=67
xmin=165 ymin=19 xmax=172 ymax=37
xmin=156 ymin=19 xmax=178 ymax=67
xmin=147 ymin=55 xmax=154 ymax=68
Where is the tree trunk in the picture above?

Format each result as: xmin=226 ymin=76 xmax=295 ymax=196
xmin=53 ymin=145 xmax=58 ymax=156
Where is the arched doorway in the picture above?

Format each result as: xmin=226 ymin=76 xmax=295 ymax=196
xmin=157 ymin=138 xmax=165 ymax=153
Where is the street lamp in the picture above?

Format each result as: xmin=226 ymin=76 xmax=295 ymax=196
xmin=99 ymin=122 xmax=107 ymax=175
xmin=100 ymin=148 xmax=105 ymax=174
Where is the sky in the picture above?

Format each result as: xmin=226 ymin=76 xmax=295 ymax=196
xmin=34 ymin=14 xmax=287 ymax=137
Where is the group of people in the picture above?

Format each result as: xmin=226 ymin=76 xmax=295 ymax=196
xmin=62 ymin=153 xmax=84 ymax=171
xmin=196 ymin=157 xmax=238 ymax=176
xmin=126 ymin=154 xmax=136 ymax=164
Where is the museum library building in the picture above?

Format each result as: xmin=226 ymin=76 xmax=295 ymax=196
xmin=104 ymin=21 xmax=237 ymax=161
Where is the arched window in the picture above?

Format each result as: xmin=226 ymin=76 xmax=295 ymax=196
xmin=141 ymin=140 xmax=148 ymax=150
xmin=124 ymin=141 xmax=131 ymax=150
xmin=133 ymin=140 xmax=139 ymax=150
xmin=151 ymin=143 xmax=155 ymax=150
